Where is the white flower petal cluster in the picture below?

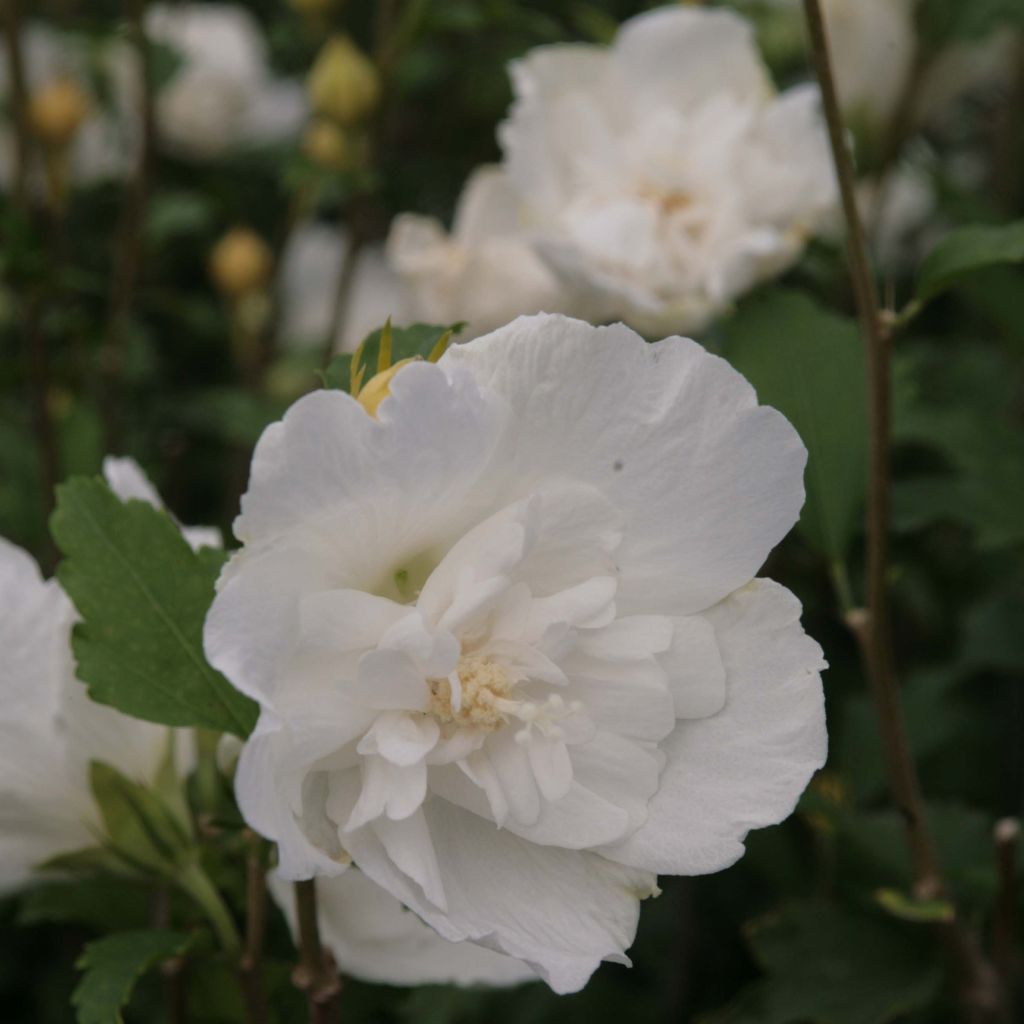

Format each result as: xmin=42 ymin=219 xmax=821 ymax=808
xmin=495 ymin=7 xmax=837 ymax=336
xmin=143 ymin=4 xmax=306 ymax=160
xmin=0 ymin=23 xmax=133 ymax=193
xmin=268 ymin=870 xmax=533 ymax=987
xmin=280 ymin=224 xmax=405 ymax=355
xmin=387 ymin=166 xmax=583 ymax=341
xmin=208 ymin=313 xmax=828 ymax=992
xmin=0 ymin=459 xmax=188 ymax=891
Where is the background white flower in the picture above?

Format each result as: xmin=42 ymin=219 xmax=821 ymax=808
xmin=496 ymin=7 xmax=837 ymax=336
xmin=280 ymin=224 xmax=405 ymax=355
xmin=0 ymin=459 xmax=185 ymax=891
xmin=207 ymin=313 xmax=827 ymax=993
xmin=387 ymin=165 xmax=583 ymax=340
xmin=268 ymin=870 xmax=535 ymax=987
xmin=141 ymin=4 xmax=306 ymax=160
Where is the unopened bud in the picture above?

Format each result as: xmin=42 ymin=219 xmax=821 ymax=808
xmin=307 ymin=35 xmax=379 ymax=126
xmin=209 ymin=227 xmax=273 ymax=299
xmin=357 ymin=358 xmax=416 ymax=417
xmin=29 ymin=77 xmax=90 ymax=147
xmin=303 ymin=118 xmax=358 ymax=171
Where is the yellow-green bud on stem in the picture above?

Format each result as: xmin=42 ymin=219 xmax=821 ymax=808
xmin=307 ymin=35 xmax=380 ymax=126
xmin=209 ymin=227 xmax=274 ymax=299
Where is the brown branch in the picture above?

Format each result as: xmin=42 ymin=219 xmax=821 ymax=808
xmin=2 ymin=0 xmax=32 ymax=207
xmin=239 ymin=832 xmax=270 ymax=1024
xmin=993 ymin=818 xmax=1020 ymax=1002
xmin=102 ymin=0 xmax=156 ymax=452
xmin=803 ymin=2 xmax=1005 ymax=1020
xmin=292 ymin=879 xmax=342 ymax=1024
xmin=319 ymin=226 xmax=363 ymax=370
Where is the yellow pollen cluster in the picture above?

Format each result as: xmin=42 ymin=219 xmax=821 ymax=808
xmin=429 ymin=654 xmax=513 ymax=730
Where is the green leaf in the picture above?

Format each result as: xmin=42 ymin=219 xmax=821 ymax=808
xmin=51 ymin=477 xmax=258 ymax=737
xmin=912 ymin=220 xmax=1024 ymax=309
xmin=721 ymin=290 xmax=867 ymax=562
xmin=72 ymin=929 xmax=195 ymax=1024
xmin=322 ymin=321 xmax=465 ymax=393
xmin=89 ymin=761 xmax=190 ymax=875
xmin=704 ymin=901 xmax=941 ymax=1024
xmin=918 ymin=0 xmax=1024 ymax=48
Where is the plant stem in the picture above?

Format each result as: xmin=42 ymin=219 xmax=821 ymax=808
xmin=803 ymin=2 xmax=1004 ymax=1019
xmin=319 ymin=227 xmax=363 ymax=370
xmin=2 ymin=0 xmax=32 ymax=207
xmin=292 ymin=879 xmax=341 ymax=1023
xmin=239 ymin=832 xmax=269 ymax=1024
xmin=993 ymin=818 xmax=1019 ymax=1002
xmin=177 ymin=859 xmax=241 ymax=955
xmin=102 ymin=0 xmax=156 ymax=452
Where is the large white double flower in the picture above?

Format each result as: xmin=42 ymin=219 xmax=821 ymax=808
xmin=496 ymin=7 xmax=836 ymax=336
xmin=208 ymin=313 xmax=827 ymax=992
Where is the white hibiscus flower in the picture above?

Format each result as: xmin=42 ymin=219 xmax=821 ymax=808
xmin=268 ymin=870 xmax=534 ymax=987
xmin=140 ymin=4 xmax=306 ymax=160
xmin=496 ymin=7 xmax=837 ymax=337
xmin=206 ymin=313 xmax=828 ymax=993
xmin=0 ymin=459 xmax=195 ymax=891
xmin=387 ymin=165 xmax=584 ymax=341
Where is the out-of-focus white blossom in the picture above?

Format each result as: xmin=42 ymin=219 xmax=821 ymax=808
xmin=496 ymin=7 xmax=837 ymax=336
xmin=387 ymin=165 xmax=583 ymax=340
xmin=268 ymin=870 xmax=534 ymax=987
xmin=280 ymin=223 xmax=405 ymax=355
xmin=142 ymin=4 xmax=306 ymax=160
xmin=860 ymin=163 xmax=937 ymax=272
xmin=0 ymin=459 xmax=204 ymax=892
xmin=208 ymin=313 xmax=827 ymax=992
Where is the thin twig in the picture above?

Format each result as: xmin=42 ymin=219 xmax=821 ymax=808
xmin=319 ymin=227 xmax=363 ymax=370
xmin=993 ymin=818 xmax=1019 ymax=1002
xmin=239 ymin=832 xmax=270 ymax=1024
xmin=2 ymin=0 xmax=32 ymax=207
xmin=102 ymin=0 xmax=156 ymax=452
xmin=803 ymin=2 xmax=1004 ymax=1020
xmin=292 ymin=879 xmax=341 ymax=1023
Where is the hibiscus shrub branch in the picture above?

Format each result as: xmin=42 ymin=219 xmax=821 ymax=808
xmin=802 ymin=1 xmax=1005 ymax=1019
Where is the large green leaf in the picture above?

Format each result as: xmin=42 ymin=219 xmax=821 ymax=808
xmin=51 ymin=478 xmax=258 ymax=737
xmin=72 ymin=930 xmax=195 ymax=1024
xmin=912 ymin=221 xmax=1024 ymax=308
xmin=705 ymin=901 xmax=940 ymax=1024
xmin=721 ymin=290 xmax=867 ymax=563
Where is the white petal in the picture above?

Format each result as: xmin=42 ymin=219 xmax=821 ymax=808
xmin=351 ymin=649 xmax=430 ymax=712
xmin=345 ymin=755 xmax=427 ymax=830
xmin=347 ymin=800 xmax=656 ymax=993
xmin=486 ymin=730 xmax=541 ymax=826
xmin=267 ymin=869 xmax=534 ymax=987
xmin=300 ymin=590 xmax=407 ymax=652
xmin=443 ymin=315 xmax=806 ymax=617
xmin=660 ymin=615 xmax=727 ymax=719
xmin=357 ymin=711 xmax=440 ymax=767
xmin=600 ymin=579 xmax=826 ymax=875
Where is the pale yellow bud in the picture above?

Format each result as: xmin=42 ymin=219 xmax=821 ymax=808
xmin=303 ymin=118 xmax=355 ymax=171
xmin=357 ymin=358 xmax=416 ymax=417
xmin=28 ymin=77 xmax=90 ymax=147
xmin=209 ymin=227 xmax=274 ymax=299
xmin=307 ymin=35 xmax=380 ymax=126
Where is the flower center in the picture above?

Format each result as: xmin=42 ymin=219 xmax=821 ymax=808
xmin=428 ymin=653 xmax=512 ymax=730
xmin=428 ymin=652 xmax=583 ymax=740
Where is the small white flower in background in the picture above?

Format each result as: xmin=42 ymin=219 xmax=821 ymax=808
xmin=0 ymin=459 xmax=196 ymax=891
xmin=141 ymin=4 xmax=306 ymax=160
xmin=859 ymin=163 xmax=937 ymax=273
xmin=387 ymin=165 xmax=585 ymax=341
xmin=0 ymin=23 xmax=132 ymax=193
xmin=268 ymin=870 xmax=533 ymax=987
xmin=495 ymin=7 xmax=837 ymax=337
xmin=207 ymin=313 xmax=827 ymax=992
xmin=279 ymin=224 xmax=405 ymax=355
